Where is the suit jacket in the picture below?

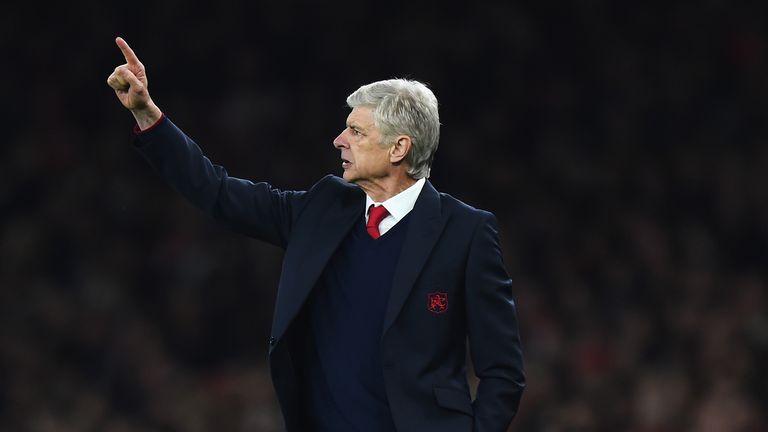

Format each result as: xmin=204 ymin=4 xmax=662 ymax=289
xmin=134 ymin=116 xmax=525 ymax=432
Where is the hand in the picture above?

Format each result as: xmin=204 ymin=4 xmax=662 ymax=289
xmin=107 ymin=37 xmax=161 ymax=128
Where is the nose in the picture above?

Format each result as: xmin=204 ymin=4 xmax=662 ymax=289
xmin=333 ymin=130 xmax=348 ymax=149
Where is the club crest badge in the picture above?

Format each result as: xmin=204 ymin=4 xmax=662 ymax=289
xmin=427 ymin=292 xmax=448 ymax=314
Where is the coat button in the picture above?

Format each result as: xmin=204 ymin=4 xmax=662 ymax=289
xmin=268 ymin=336 xmax=277 ymax=346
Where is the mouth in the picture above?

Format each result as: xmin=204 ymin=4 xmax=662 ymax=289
xmin=341 ymin=158 xmax=352 ymax=169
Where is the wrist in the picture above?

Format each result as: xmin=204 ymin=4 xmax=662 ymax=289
xmin=131 ymin=102 xmax=163 ymax=131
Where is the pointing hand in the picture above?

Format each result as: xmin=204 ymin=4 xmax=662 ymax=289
xmin=107 ymin=37 xmax=161 ymax=128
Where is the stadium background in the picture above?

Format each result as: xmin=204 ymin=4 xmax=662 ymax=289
xmin=2 ymin=1 xmax=767 ymax=430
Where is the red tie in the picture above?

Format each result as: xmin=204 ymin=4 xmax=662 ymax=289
xmin=366 ymin=205 xmax=390 ymax=239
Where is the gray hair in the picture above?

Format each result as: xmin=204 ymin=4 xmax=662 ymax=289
xmin=346 ymin=79 xmax=440 ymax=179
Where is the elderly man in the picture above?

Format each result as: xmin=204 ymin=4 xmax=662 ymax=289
xmin=107 ymin=36 xmax=524 ymax=432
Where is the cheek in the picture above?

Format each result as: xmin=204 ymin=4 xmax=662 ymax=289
xmin=357 ymin=151 xmax=380 ymax=168
xmin=352 ymin=141 xmax=388 ymax=168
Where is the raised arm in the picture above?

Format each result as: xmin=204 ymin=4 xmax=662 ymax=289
xmin=107 ymin=37 xmax=307 ymax=248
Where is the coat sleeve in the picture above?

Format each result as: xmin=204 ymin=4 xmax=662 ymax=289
xmin=465 ymin=211 xmax=525 ymax=431
xmin=133 ymin=116 xmax=306 ymax=248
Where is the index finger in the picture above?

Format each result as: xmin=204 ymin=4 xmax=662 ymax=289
xmin=115 ymin=36 xmax=141 ymax=66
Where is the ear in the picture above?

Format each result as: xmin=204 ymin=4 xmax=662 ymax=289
xmin=389 ymin=135 xmax=412 ymax=164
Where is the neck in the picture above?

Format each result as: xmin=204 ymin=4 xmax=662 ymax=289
xmin=357 ymin=174 xmax=417 ymax=202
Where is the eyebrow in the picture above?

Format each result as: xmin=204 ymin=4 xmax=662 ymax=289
xmin=347 ymin=122 xmax=366 ymax=133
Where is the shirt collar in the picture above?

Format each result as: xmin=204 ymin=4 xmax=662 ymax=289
xmin=365 ymin=178 xmax=426 ymax=222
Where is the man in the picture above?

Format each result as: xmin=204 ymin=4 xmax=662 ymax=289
xmin=107 ymin=36 xmax=525 ymax=432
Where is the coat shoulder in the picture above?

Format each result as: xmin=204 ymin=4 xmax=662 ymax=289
xmin=437 ymin=191 xmax=493 ymax=222
xmin=306 ymin=174 xmax=362 ymax=199
xmin=313 ymin=174 xmax=360 ymax=192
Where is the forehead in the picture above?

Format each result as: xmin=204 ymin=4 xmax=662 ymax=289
xmin=346 ymin=106 xmax=375 ymax=128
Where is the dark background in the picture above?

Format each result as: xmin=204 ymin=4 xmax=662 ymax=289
xmin=2 ymin=1 xmax=767 ymax=430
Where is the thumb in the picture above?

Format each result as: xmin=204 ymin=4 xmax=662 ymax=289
xmin=116 ymin=68 xmax=145 ymax=92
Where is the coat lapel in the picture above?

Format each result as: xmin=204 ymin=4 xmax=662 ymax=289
xmin=270 ymin=184 xmax=365 ymax=343
xmin=382 ymin=180 xmax=445 ymax=337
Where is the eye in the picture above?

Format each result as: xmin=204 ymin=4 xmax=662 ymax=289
xmin=350 ymin=127 xmax=361 ymax=136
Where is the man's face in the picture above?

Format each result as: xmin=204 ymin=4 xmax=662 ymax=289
xmin=333 ymin=106 xmax=392 ymax=184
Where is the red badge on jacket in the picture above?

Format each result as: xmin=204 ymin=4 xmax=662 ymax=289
xmin=427 ymin=292 xmax=448 ymax=314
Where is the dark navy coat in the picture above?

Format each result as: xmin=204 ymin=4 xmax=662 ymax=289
xmin=134 ymin=116 xmax=525 ymax=432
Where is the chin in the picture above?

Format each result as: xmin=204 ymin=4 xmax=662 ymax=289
xmin=342 ymin=171 xmax=358 ymax=183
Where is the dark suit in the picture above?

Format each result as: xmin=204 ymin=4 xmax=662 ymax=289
xmin=134 ymin=116 xmax=525 ymax=432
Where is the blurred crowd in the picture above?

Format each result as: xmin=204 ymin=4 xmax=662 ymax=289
xmin=2 ymin=1 xmax=767 ymax=431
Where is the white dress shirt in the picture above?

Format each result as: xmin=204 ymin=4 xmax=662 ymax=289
xmin=364 ymin=178 xmax=426 ymax=236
